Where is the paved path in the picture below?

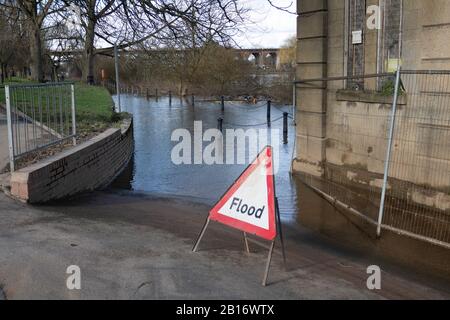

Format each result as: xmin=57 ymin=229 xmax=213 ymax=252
xmin=0 ymin=190 xmax=449 ymax=300
xmin=0 ymin=106 xmax=59 ymax=175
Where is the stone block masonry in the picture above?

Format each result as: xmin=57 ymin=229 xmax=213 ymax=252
xmin=10 ymin=119 xmax=134 ymax=203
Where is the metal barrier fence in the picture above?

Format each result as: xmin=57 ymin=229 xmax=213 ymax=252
xmin=4 ymin=83 xmax=76 ymax=172
xmin=295 ymin=69 xmax=450 ymax=248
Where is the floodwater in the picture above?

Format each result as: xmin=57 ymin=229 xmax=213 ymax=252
xmin=111 ymin=94 xmax=299 ymax=221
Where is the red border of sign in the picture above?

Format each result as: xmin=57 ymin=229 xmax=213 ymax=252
xmin=209 ymin=146 xmax=277 ymax=241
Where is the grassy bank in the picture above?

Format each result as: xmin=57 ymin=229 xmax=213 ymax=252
xmin=73 ymin=83 xmax=117 ymax=137
xmin=0 ymin=81 xmax=118 ymax=136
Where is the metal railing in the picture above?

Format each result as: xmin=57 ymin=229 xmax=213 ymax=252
xmin=4 ymin=82 xmax=76 ymax=172
xmin=295 ymin=69 xmax=450 ymax=248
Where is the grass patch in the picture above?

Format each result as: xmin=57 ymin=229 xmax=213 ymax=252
xmin=74 ymin=83 xmax=117 ymax=136
xmin=75 ymin=83 xmax=115 ymax=123
xmin=0 ymin=80 xmax=121 ymax=136
xmin=1 ymin=80 xmax=115 ymax=120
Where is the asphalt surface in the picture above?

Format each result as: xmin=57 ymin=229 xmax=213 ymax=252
xmin=0 ymin=286 xmax=5 ymax=300
xmin=0 ymin=190 xmax=449 ymax=300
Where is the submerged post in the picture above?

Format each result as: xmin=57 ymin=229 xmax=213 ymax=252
xmin=267 ymin=100 xmax=271 ymax=127
xmin=221 ymin=96 xmax=225 ymax=113
xmin=377 ymin=66 xmax=402 ymax=237
xmin=218 ymin=117 xmax=223 ymax=132
xmin=283 ymin=112 xmax=288 ymax=144
xmin=169 ymin=91 xmax=172 ymax=105
xmin=192 ymin=94 xmax=195 ymax=107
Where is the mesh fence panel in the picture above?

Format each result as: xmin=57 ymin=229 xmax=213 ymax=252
xmin=4 ymin=83 xmax=76 ymax=171
xmin=296 ymin=70 xmax=450 ymax=247
xmin=383 ymin=71 xmax=450 ymax=244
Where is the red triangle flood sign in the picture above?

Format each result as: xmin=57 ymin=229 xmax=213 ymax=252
xmin=209 ymin=146 xmax=277 ymax=241
xmin=192 ymin=146 xmax=286 ymax=286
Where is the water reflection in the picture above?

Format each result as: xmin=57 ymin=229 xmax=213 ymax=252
xmin=112 ymin=94 xmax=298 ymax=221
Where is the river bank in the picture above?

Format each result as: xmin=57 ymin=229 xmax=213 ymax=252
xmin=0 ymin=190 xmax=449 ymax=299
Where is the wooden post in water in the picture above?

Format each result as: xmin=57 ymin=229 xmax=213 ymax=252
xmin=283 ymin=112 xmax=288 ymax=144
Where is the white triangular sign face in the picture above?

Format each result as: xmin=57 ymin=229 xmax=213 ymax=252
xmin=216 ymin=163 xmax=270 ymax=230
xmin=209 ymin=146 xmax=276 ymax=241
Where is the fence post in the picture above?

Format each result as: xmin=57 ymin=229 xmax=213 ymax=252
xmin=5 ymin=85 xmax=15 ymax=172
xmin=221 ymin=96 xmax=225 ymax=113
xmin=267 ymin=100 xmax=271 ymax=127
xmin=377 ymin=66 xmax=402 ymax=237
xmin=71 ymin=84 xmax=77 ymax=146
xmin=283 ymin=112 xmax=288 ymax=144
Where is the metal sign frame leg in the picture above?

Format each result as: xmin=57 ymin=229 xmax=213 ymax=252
xmin=262 ymin=240 xmax=276 ymax=287
xmin=262 ymin=198 xmax=287 ymax=286
xmin=275 ymin=197 xmax=287 ymax=268
xmin=192 ymin=218 xmax=210 ymax=252
xmin=243 ymin=232 xmax=250 ymax=253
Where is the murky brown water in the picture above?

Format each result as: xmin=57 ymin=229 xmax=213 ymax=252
xmin=111 ymin=94 xmax=299 ymax=222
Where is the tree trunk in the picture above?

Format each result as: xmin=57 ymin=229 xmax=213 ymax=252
xmin=84 ymin=19 xmax=96 ymax=85
xmin=29 ymin=21 xmax=44 ymax=82
xmin=1 ymin=63 xmax=4 ymax=84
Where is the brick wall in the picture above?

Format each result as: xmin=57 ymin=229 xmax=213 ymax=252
xmin=10 ymin=119 xmax=134 ymax=203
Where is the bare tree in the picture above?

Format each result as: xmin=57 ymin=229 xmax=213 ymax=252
xmin=0 ymin=5 xmax=29 ymax=82
xmin=279 ymin=35 xmax=296 ymax=70
xmin=0 ymin=0 xmax=67 ymax=82
xmin=57 ymin=0 xmax=247 ymax=84
xmin=60 ymin=0 xmax=122 ymax=84
xmin=1 ymin=0 xmax=291 ymax=84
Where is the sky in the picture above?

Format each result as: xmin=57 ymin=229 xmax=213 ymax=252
xmin=234 ymin=0 xmax=297 ymax=49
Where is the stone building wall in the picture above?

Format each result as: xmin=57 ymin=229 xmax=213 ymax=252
xmin=295 ymin=0 xmax=450 ymax=212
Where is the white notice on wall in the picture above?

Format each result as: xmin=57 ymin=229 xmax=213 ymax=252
xmin=352 ymin=30 xmax=363 ymax=45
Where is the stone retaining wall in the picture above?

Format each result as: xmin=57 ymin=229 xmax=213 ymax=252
xmin=10 ymin=119 xmax=133 ymax=203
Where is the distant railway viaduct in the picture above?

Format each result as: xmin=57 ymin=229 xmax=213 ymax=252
xmin=50 ymin=47 xmax=282 ymax=70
